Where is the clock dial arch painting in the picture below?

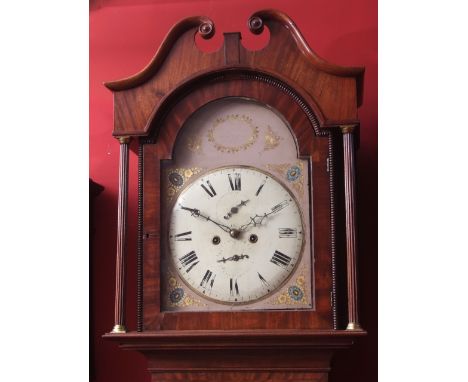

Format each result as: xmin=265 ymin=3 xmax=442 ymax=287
xmin=161 ymin=96 xmax=314 ymax=311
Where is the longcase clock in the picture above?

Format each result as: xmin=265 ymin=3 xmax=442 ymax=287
xmin=104 ymin=9 xmax=366 ymax=382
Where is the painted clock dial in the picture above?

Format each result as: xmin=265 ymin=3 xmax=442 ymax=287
xmin=162 ymin=97 xmax=313 ymax=311
xmin=168 ymin=166 xmax=304 ymax=303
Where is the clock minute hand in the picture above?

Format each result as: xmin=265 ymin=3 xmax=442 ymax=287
xmin=180 ymin=205 xmax=231 ymax=234
xmin=239 ymin=199 xmax=290 ymax=231
xmin=269 ymin=200 xmax=289 ymax=214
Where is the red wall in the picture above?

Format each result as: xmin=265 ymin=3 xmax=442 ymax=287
xmin=90 ymin=1 xmax=377 ymax=381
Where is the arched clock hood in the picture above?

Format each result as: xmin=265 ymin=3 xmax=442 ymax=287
xmin=104 ymin=9 xmax=364 ymax=138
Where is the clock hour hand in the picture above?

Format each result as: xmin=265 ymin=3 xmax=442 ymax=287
xmin=239 ymin=199 xmax=290 ymax=231
xmin=180 ymin=205 xmax=232 ymax=235
xmin=217 ymin=254 xmax=250 ymax=263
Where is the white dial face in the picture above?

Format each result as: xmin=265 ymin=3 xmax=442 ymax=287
xmin=168 ymin=166 xmax=304 ymax=304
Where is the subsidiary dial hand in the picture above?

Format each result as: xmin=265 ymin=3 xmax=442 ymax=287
xmin=180 ymin=205 xmax=240 ymax=237
xmin=224 ymin=199 xmax=249 ymax=220
xmin=239 ymin=199 xmax=290 ymax=231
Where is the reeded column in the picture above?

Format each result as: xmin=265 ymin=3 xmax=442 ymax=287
xmin=111 ymin=136 xmax=132 ymax=333
xmin=340 ymin=125 xmax=362 ymax=331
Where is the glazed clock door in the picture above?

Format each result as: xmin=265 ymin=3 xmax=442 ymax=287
xmin=159 ymin=96 xmax=314 ymax=313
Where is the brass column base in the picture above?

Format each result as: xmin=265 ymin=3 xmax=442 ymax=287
xmin=346 ymin=322 xmax=362 ymax=331
xmin=111 ymin=324 xmax=127 ymax=333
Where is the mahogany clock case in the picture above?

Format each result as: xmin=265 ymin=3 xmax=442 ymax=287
xmin=104 ymin=8 xmax=364 ymax=331
xmin=100 ymin=8 xmax=369 ymax=382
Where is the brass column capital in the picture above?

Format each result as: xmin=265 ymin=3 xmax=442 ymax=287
xmin=340 ymin=124 xmax=357 ymax=134
xmin=116 ymin=136 xmax=132 ymax=144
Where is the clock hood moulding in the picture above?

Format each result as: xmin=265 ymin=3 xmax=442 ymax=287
xmin=104 ymin=9 xmax=364 ymax=138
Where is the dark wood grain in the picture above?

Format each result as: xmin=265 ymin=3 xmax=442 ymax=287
xmin=142 ymin=145 xmax=162 ymax=330
xmin=105 ymin=330 xmax=365 ymax=381
xmin=104 ymin=329 xmax=367 ymax=348
xmin=223 ymin=32 xmax=241 ymax=65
